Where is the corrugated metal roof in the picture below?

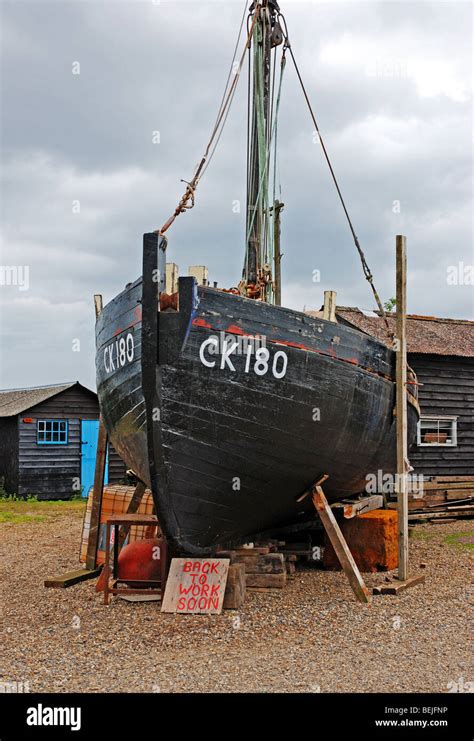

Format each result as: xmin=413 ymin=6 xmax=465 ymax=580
xmin=331 ymin=308 xmax=474 ymax=357
xmin=0 ymin=382 xmax=88 ymax=417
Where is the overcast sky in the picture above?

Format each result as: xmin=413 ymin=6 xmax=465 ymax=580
xmin=1 ymin=0 xmax=472 ymax=391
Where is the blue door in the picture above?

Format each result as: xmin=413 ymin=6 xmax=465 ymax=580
xmin=81 ymin=420 xmax=108 ymax=498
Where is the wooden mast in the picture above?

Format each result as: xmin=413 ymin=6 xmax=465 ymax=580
xmin=244 ymin=1 xmax=282 ymax=301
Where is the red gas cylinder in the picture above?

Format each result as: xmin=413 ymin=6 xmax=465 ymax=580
xmin=117 ymin=538 xmax=162 ymax=586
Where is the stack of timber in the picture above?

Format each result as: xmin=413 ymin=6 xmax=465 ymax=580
xmin=397 ymin=476 xmax=474 ymax=522
xmin=217 ymin=546 xmax=287 ymax=592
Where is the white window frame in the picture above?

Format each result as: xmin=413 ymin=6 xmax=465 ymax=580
xmin=417 ymin=415 xmax=458 ymax=447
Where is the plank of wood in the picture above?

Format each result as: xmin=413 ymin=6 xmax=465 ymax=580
xmin=118 ymin=593 xmax=161 ymax=603
xmin=94 ymin=294 xmax=103 ymax=318
xmin=332 ymin=495 xmax=383 ymax=518
xmin=226 ymin=563 xmax=246 ymax=583
xmin=408 ymin=506 xmax=474 ymax=521
xmin=421 ymin=481 xmax=474 ymax=491
xmin=373 ymin=574 xmax=425 ymax=595
xmin=253 ymin=554 xmax=286 ymax=574
xmin=296 ymin=473 xmax=329 ymax=503
xmin=430 ymin=476 xmax=474 ymax=483
xmin=227 ymin=553 xmax=286 ymax=574
xmin=223 ymin=564 xmax=246 ymax=609
xmin=223 ymin=583 xmax=245 ymax=609
xmin=44 ymin=567 xmax=101 ymax=589
xmin=323 ymin=290 xmax=337 ymax=322
xmin=428 ymin=497 xmax=473 ymax=508
xmin=312 ymin=486 xmax=371 ymax=604
xmin=446 ymin=492 xmax=474 ymax=505
xmin=229 ymin=554 xmax=259 ymax=571
xmin=245 ymin=573 xmax=286 ymax=588
xmin=396 ymin=234 xmax=409 ymax=582
xmin=85 ymin=419 xmax=108 ymax=570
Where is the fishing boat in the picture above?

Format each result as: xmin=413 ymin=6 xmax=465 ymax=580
xmin=96 ymin=1 xmax=420 ymax=554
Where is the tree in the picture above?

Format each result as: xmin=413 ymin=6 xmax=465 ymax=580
xmin=384 ymin=297 xmax=397 ymax=313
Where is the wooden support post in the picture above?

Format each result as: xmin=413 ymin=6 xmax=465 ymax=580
xmin=396 ymin=235 xmax=409 ymax=581
xmin=296 ymin=473 xmax=328 ymax=503
xmin=85 ymin=419 xmax=108 ymax=570
xmin=312 ymin=485 xmax=371 ymax=604
xmin=86 ymin=293 xmax=107 ymax=571
xmin=323 ymin=290 xmax=337 ymax=322
xmin=273 ymin=200 xmax=284 ymax=306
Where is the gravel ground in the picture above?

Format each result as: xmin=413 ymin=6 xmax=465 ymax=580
xmin=1 ymin=502 xmax=472 ymax=693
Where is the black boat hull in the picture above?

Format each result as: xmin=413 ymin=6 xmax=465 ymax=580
xmin=96 ymin=247 xmax=419 ymax=554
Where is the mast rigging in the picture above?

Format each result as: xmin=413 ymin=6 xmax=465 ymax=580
xmin=158 ymin=1 xmax=390 ymax=332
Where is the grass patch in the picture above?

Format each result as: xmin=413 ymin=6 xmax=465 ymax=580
xmin=0 ymin=498 xmax=86 ymax=525
xmin=443 ymin=532 xmax=474 ymax=552
xmin=0 ymin=511 xmax=46 ymax=524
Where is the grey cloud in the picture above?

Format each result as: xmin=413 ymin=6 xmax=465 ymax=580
xmin=1 ymin=0 xmax=472 ymax=390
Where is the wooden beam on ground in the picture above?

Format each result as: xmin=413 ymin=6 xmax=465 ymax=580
xmin=85 ymin=418 xmax=108 ymax=570
xmin=396 ymin=234 xmax=409 ymax=582
xmin=45 ymin=567 xmax=101 ymax=589
xmin=312 ymin=485 xmax=371 ymax=604
xmin=373 ymin=574 xmax=425 ymax=596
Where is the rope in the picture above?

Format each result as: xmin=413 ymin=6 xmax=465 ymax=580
xmin=207 ymin=0 xmax=249 ymax=153
xmin=158 ymin=2 xmax=260 ymax=236
xmin=272 ymin=49 xmax=285 ymax=209
xmin=278 ymin=13 xmax=392 ymax=337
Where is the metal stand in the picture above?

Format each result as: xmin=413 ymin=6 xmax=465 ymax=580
xmin=95 ymin=478 xmax=148 ymax=593
xmin=103 ymin=514 xmax=168 ymax=605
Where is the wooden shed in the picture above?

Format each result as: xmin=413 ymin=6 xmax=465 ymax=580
xmin=334 ymin=309 xmax=474 ymax=477
xmin=0 ymin=382 xmax=126 ymax=499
